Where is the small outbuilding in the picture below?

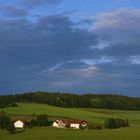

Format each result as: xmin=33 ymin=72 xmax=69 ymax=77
xmin=14 ymin=120 xmax=24 ymax=128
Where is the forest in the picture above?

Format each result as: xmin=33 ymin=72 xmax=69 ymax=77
xmin=0 ymin=92 xmax=140 ymax=110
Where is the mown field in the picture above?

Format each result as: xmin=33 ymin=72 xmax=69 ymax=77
xmin=1 ymin=126 xmax=140 ymax=140
xmin=0 ymin=103 xmax=140 ymax=140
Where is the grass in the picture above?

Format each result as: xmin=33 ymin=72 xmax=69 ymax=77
xmin=0 ymin=103 xmax=111 ymax=123
xmin=0 ymin=103 xmax=140 ymax=140
xmin=1 ymin=103 xmax=140 ymax=124
xmin=1 ymin=126 xmax=140 ymax=140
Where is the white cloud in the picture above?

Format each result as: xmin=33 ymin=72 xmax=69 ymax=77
xmin=40 ymin=65 xmax=98 ymax=78
xmin=48 ymin=63 xmax=63 ymax=72
xmin=91 ymin=38 xmax=110 ymax=50
xmin=55 ymin=66 xmax=98 ymax=78
xmin=90 ymin=8 xmax=140 ymax=41
xmin=81 ymin=56 xmax=113 ymax=65
xmin=91 ymin=8 xmax=140 ymax=31
xmin=130 ymin=55 xmax=140 ymax=65
xmin=75 ymin=66 xmax=97 ymax=77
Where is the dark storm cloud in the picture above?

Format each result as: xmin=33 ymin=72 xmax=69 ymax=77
xmin=0 ymin=7 xmax=140 ymax=97
xmin=0 ymin=14 xmax=100 ymax=94
xmin=0 ymin=5 xmax=27 ymax=17
xmin=0 ymin=14 xmax=98 ymax=60
xmin=20 ymin=0 xmax=64 ymax=8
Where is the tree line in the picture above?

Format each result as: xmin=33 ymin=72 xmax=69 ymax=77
xmin=1 ymin=92 xmax=140 ymax=110
xmin=0 ymin=96 xmax=17 ymax=108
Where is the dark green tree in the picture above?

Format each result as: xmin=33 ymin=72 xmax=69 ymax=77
xmin=6 ymin=122 xmax=16 ymax=134
xmin=105 ymin=118 xmax=129 ymax=129
xmin=36 ymin=114 xmax=48 ymax=126
xmin=30 ymin=119 xmax=38 ymax=127
xmin=0 ymin=111 xmax=11 ymax=129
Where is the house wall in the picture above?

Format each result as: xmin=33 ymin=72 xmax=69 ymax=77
xmin=58 ymin=121 xmax=65 ymax=128
xmin=81 ymin=123 xmax=87 ymax=127
xmin=14 ymin=121 xmax=24 ymax=128
xmin=70 ymin=123 xmax=80 ymax=129
xmin=53 ymin=122 xmax=58 ymax=127
xmin=53 ymin=120 xmax=86 ymax=129
xmin=53 ymin=121 xmax=65 ymax=128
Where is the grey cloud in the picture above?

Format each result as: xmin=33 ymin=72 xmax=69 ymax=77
xmin=81 ymin=56 xmax=114 ymax=65
xmin=0 ymin=5 xmax=27 ymax=17
xmin=92 ymin=8 xmax=140 ymax=34
xmin=20 ymin=0 xmax=64 ymax=8
xmin=0 ymin=14 xmax=100 ymax=94
xmin=130 ymin=55 xmax=140 ymax=65
xmin=89 ymin=8 xmax=140 ymax=59
xmin=0 ymin=10 xmax=140 ymax=96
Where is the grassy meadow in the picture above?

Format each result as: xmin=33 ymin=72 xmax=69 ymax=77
xmin=0 ymin=103 xmax=140 ymax=140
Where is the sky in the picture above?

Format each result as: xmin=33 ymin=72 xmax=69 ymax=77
xmin=0 ymin=0 xmax=140 ymax=97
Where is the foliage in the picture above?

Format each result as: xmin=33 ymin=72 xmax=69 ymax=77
xmin=46 ymin=121 xmax=53 ymax=126
xmin=0 ymin=96 xmax=17 ymax=108
xmin=0 ymin=111 xmax=16 ymax=133
xmin=104 ymin=118 xmax=129 ymax=129
xmin=93 ymin=125 xmax=103 ymax=130
xmin=6 ymin=122 xmax=16 ymax=134
xmin=65 ymin=124 xmax=70 ymax=128
xmin=115 ymin=118 xmax=129 ymax=127
xmin=29 ymin=119 xmax=38 ymax=127
xmin=86 ymin=123 xmax=94 ymax=130
xmin=0 ymin=111 xmax=11 ymax=129
xmin=36 ymin=114 xmax=48 ymax=126
xmin=86 ymin=123 xmax=102 ymax=130
xmin=2 ymin=92 xmax=140 ymax=110
xmin=29 ymin=115 xmax=51 ymax=127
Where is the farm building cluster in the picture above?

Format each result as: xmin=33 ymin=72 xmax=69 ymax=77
xmin=53 ymin=120 xmax=87 ymax=129
xmin=13 ymin=119 xmax=87 ymax=129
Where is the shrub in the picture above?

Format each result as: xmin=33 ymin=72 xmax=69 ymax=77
xmin=6 ymin=122 xmax=16 ymax=134
xmin=86 ymin=123 xmax=94 ymax=130
xmin=29 ymin=119 xmax=38 ymax=127
xmin=0 ymin=111 xmax=16 ymax=133
xmin=36 ymin=114 xmax=48 ymax=126
xmin=65 ymin=123 xmax=70 ymax=128
xmin=79 ymin=124 xmax=86 ymax=129
xmin=104 ymin=118 xmax=129 ymax=129
xmin=46 ymin=121 xmax=53 ymax=126
xmin=104 ymin=118 xmax=118 ymax=129
xmin=86 ymin=123 xmax=103 ymax=130
xmin=116 ymin=118 xmax=129 ymax=127
xmin=0 ymin=111 xmax=11 ymax=129
xmin=93 ymin=125 xmax=103 ymax=130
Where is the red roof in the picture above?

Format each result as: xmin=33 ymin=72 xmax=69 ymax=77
xmin=61 ymin=120 xmax=87 ymax=124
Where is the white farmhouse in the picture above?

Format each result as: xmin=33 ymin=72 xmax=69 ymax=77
xmin=53 ymin=120 xmax=65 ymax=128
xmin=53 ymin=119 xmax=87 ymax=129
xmin=14 ymin=120 xmax=24 ymax=128
xmin=70 ymin=123 xmax=80 ymax=129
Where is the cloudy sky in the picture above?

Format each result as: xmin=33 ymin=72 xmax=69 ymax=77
xmin=0 ymin=0 xmax=140 ymax=97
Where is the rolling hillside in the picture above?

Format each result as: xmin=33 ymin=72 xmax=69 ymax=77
xmin=1 ymin=103 xmax=140 ymax=124
xmin=0 ymin=103 xmax=140 ymax=140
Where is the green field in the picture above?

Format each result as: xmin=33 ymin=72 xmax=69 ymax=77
xmin=1 ymin=126 xmax=140 ymax=140
xmin=0 ymin=103 xmax=140 ymax=140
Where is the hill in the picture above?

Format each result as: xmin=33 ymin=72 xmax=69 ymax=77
xmin=1 ymin=103 xmax=140 ymax=124
xmin=1 ymin=92 xmax=140 ymax=110
xmin=0 ymin=103 xmax=140 ymax=140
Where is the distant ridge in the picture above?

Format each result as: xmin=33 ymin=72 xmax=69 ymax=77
xmin=1 ymin=92 xmax=140 ymax=110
